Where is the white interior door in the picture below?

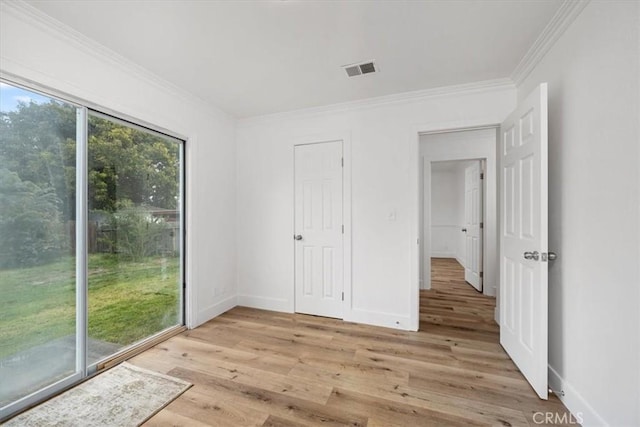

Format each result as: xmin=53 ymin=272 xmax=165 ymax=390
xmin=464 ymin=161 xmax=483 ymax=291
xmin=499 ymin=83 xmax=548 ymax=399
xmin=294 ymin=141 xmax=344 ymax=319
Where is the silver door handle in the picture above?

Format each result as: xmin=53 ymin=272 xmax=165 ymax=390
xmin=294 ymin=235 xmax=303 ymax=241
xmin=523 ymin=251 xmax=540 ymax=261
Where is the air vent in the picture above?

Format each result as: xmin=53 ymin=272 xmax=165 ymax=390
xmin=345 ymin=65 xmax=362 ymax=77
xmin=359 ymin=62 xmax=376 ymax=74
xmin=342 ymin=61 xmax=377 ymax=77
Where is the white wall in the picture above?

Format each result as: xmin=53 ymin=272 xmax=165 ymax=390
xmin=237 ymin=84 xmax=514 ymax=331
xmin=0 ymin=2 xmax=238 ymax=328
xmin=430 ymin=169 xmax=459 ymax=258
xmin=429 ymin=161 xmax=475 ymax=264
xmin=517 ymin=1 xmax=640 ymax=425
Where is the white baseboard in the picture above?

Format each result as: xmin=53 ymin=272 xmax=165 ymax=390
xmin=548 ymin=365 xmax=608 ymax=426
xmin=431 ymin=252 xmax=456 ymax=258
xmin=237 ymin=294 xmax=292 ymax=313
xmin=482 ymin=283 xmax=496 ymax=297
xmin=195 ymin=295 xmax=237 ymax=327
xmin=344 ymin=308 xmax=414 ymax=331
xmin=237 ymin=296 xmax=413 ymax=331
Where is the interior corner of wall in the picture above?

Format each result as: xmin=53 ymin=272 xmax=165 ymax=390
xmin=195 ymin=294 xmax=238 ymax=328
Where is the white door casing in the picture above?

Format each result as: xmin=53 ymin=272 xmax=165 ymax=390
xmin=499 ymin=83 xmax=548 ymax=399
xmin=464 ymin=161 xmax=483 ymax=291
xmin=294 ymin=141 xmax=344 ymax=319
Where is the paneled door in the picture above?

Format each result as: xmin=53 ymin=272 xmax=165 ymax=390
xmin=294 ymin=141 xmax=344 ymax=319
xmin=499 ymin=83 xmax=549 ymax=399
xmin=464 ymin=161 xmax=483 ymax=291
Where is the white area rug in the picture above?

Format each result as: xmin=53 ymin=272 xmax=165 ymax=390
xmin=5 ymin=362 xmax=191 ymax=426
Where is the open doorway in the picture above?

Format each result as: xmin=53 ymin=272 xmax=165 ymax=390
xmin=413 ymin=84 xmax=549 ymax=399
xmin=430 ymin=159 xmax=484 ymax=292
xmin=418 ymin=127 xmax=499 ymax=323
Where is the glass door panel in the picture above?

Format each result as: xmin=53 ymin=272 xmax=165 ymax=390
xmin=86 ymin=112 xmax=183 ymax=366
xmin=0 ymin=83 xmax=79 ymax=411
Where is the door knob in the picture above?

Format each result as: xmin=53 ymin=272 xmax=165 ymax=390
xmin=547 ymin=252 xmax=557 ymax=261
xmin=294 ymin=235 xmax=303 ymax=241
xmin=461 ymin=228 xmax=467 ymax=232
xmin=523 ymin=251 xmax=540 ymax=261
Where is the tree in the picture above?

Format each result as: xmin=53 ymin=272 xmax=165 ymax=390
xmin=100 ymin=205 xmax=171 ymax=262
xmin=0 ymin=101 xmax=76 ymax=220
xmin=0 ymin=99 xmax=181 ymax=267
xmin=0 ymin=168 xmax=67 ymax=268
xmin=0 ymin=101 xmax=180 ymax=217
xmin=87 ymin=115 xmax=180 ymax=212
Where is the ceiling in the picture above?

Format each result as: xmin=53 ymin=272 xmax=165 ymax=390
xmin=26 ymin=0 xmax=563 ymax=118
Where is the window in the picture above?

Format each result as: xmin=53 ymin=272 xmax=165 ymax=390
xmin=0 ymin=80 xmax=185 ymax=420
xmin=86 ymin=112 xmax=184 ymax=365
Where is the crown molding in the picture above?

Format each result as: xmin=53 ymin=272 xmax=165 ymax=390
xmin=239 ymin=78 xmax=515 ymax=127
xmin=0 ymin=0 xmax=232 ymax=121
xmin=511 ymin=0 xmax=590 ymax=86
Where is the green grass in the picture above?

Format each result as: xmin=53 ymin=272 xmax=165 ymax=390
xmin=0 ymin=254 xmax=180 ymax=359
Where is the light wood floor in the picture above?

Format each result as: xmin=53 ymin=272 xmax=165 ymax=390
xmin=131 ymin=258 xmax=573 ymax=426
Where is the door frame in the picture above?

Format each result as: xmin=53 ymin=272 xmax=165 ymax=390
xmin=291 ymin=132 xmax=352 ymax=317
xmin=410 ymin=120 xmax=500 ymax=331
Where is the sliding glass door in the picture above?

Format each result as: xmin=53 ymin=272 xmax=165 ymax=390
xmin=86 ymin=112 xmax=183 ymax=366
xmin=0 ymin=84 xmax=81 ymax=412
xmin=0 ymin=81 xmax=184 ymax=420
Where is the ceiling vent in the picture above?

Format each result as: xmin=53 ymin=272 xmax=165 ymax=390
xmin=343 ymin=61 xmax=378 ymax=77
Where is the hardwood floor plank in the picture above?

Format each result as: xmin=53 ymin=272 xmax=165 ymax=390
xmin=157 ymin=335 xmax=298 ymax=375
xmin=325 ymin=388 xmax=487 ymax=427
xmin=143 ymin=346 xmax=334 ymax=405
xmin=127 ymin=257 xmax=575 ymax=426
xmin=260 ymin=415 xmax=307 ymax=427
xmin=144 ymin=409 xmax=214 ymax=427
xmin=233 ymin=335 xmax=355 ymax=363
xmin=291 ymin=362 xmax=530 ymax=426
xmin=167 ymin=367 xmax=367 ymax=426
xmin=146 ymin=388 xmax=269 ymax=427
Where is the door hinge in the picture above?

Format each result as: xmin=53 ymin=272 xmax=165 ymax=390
xmin=480 ymin=222 xmax=484 ymax=229
xmin=480 ymin=173 xmax=484 ymax=179
xmin=342 ymin=292 xmax=344 ymax=301
xmin=341 ymin=157 xmax=344 ymax=167
xmin=342 ymin=225 xmax=344 ymax=234
xmin=479 ymin=272 xmax=483 ymax=278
